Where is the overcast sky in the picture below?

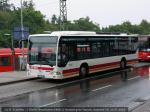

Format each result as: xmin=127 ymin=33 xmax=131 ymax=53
xmin=10 ymin=0 xmax=150 ymax=27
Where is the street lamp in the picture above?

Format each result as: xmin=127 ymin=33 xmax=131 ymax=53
xmin=4 ymin=33 xmax=15 ymax=71
xmin=20 ymin=0 xmax=25 ymax=70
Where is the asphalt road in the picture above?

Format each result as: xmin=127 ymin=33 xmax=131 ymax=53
xmin=0 ymin=62 xmax=150 ymax=111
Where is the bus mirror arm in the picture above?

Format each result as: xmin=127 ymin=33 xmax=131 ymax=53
xmin=19 ymin=39 xmax=28 ymax=48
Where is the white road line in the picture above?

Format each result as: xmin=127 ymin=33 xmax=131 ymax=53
xmin=128 ymin=76 xmax=140 ymax=81
xmin=92 ymin=85 xmax=112 ymax=92
xmin=40 ymin=99 xmax=67 ymax=107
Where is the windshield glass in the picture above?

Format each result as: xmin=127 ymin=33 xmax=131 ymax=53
xmin=28 ymin=36 xmax=58 ymax=66
xmin=139 ymin=48 xmax=150 ymax=52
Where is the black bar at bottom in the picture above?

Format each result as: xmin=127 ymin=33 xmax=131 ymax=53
xmin=1 ymin=107 xmax=128 ymax=112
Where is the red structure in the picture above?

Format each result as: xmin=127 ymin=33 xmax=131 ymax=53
xmin=138 ymin=50 xmax=150 ymax=61
xmin=0 ymin=48 xmax=28 ymax=72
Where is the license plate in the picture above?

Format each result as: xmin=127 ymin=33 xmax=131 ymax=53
xmin=37 ymin=75 xmax=45 ymax=78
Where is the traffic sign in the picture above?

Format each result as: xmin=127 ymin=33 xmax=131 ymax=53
xmin=13 ymin=27 xmax=29 ymax=40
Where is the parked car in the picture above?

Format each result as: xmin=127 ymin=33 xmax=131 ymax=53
xmin=138 ymin=48 xmax=150 ymax=61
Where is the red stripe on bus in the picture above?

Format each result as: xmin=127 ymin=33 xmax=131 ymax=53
xmin=90 ymin=65 xmax=119 ymax=72
xmin=89 ymin=62 xmax=119 ymax=69
xmin=127 ymin=59 xmax=138 ymax=63
xmin=127 ymin=59 xmax=138 ymax=65
xmin=38 ymin=67 xmax=54 ymax=71
xmin=64 ymin=71 xmax=79 ymax=76
xmin=63 ymin=61 xmax=119 ymax=76
xmin=62 ymin=59 xmax=137 ymax=77
xmin=63 ymin=68 xmax=80 ymax=74
xmin=29 ymin=66 xmax=54 ymax=71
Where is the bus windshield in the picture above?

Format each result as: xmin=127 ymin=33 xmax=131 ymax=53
xmin=28 ymin=36 xmax=58 ymax=66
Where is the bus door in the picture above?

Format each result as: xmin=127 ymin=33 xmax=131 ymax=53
xmin=58 ymin=43 xmax=76 ymax=68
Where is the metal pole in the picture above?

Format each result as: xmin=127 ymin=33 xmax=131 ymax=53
xmin=21 ymin=0 xmax=25 ymax=70
xmin=11 ymin=35 xmax=16 ymax=71
xmin=60 ymin=0 xmax=67 ymax=31
xmin=59 ymin=0 xmax=61 ymax=31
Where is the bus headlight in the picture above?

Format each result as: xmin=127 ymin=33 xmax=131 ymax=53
xmin=51 ymin=71 xmax=61 ymax=75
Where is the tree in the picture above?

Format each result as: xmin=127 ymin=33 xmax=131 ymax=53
xmin=102 ymin=20 xmax=150 ymax=35
xmin=0 ymin=0 xmax=50 ymax=48
xmin=66 ymin=17 xmax=101 ymax=32
xmin=51 ymin=14 xmax=57 ymax=24
xmin=2 ymin=0 xmax=150 ymax=48
xmin=11 ymin=0 xmax=47 ymax=33
xmin=139 ymin=20 xmax=150 ymax=35
xmin=0 ymin=10 xmax=13 ymax=29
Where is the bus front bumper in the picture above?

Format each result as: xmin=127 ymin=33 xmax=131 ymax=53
xmin=27 ymin=71 xmax=64 ymax=79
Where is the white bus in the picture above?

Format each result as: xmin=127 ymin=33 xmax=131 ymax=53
xmin=27 ymin=31 xmax=138 ymax=79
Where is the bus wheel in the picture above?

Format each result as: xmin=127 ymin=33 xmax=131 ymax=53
xmin=120 ymin=60 xmax=126 ymax=69
xmin=79 ymin=65 xmax=88 ymax=78
xmin=138 ymin=59 xmax=142 ymax=62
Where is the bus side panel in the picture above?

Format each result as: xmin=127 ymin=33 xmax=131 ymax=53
xmin=62 ymin=54 xmax=138 ymax=78
xmin=0 ymin=55 xmax=13 ymax=72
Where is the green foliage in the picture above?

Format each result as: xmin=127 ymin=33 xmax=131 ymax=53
xmin=0 ymin=29 xmax=11 ymax=48
xmin=0 ymin=0 xmax=50 ymax=48
xmin=51 ymin=14 xmax=57 ymax=24
xmin=0 ymin=0 xmax=150 ymax=48
xmin=51 ymin=16 xmax=101 ymax=32
xmin=70 ymin=17 xmax=101 ymax=32
xmin=102 ymin=20 xmax=150 ymax=35
xmin=139 ymin=20 xmax=150 ymax=34
xmin=11 ymin=1 xmax=46 ymax=34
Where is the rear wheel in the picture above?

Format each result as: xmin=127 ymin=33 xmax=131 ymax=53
xmin=79 ymin=65 xmax=88 ymax=78
xmin=138 ymin=59 xmax=142 ymax=62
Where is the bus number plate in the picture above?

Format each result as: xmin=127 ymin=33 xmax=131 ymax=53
xmin=37 ymin=75 xmax=45 ymax=78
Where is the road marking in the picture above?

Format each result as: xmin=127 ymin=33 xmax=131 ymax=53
xmin=128 ymin=76 xmax=140 ymax=81
xmin=92 ymin=85 xmax=112 ymax=92
xmin=40 ymin=99 xmax=67 ymax=107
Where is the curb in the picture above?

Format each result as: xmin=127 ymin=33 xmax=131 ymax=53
xmin=0 ymin=77 xmax=38 ymax=86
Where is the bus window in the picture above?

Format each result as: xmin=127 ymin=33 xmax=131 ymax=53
xmin=58 ymin=37 xmax=77 ymax=67
xmin=28 ymin=36 xmax=57 ymax=66
xmin=77 ymin=43 xmax=91 ymax=60
xmin=91 ymin=42 xmax=101 ymax=58
xmin=0 ymin=57 xmax=10 ymax=66
xmin=109 ymin=41 xmax=115 ymax=56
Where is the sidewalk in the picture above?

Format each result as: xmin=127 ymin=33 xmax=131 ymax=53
xmin=0 ymin=71 xmax=37 ymax=86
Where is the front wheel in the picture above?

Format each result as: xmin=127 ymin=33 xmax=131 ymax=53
xmin=120 ymin=60 xmax=126 ymax=69
xmin=79 ymin=65 xmax=88 ymax=78
xmin=138 ymin=59 xmax=142 ymax=62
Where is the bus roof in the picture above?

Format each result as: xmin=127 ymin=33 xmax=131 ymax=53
xmin=30 ymin=31 xmax=96 ymax=37
xmin=29 ymin=31 xmax=138 ymax=37
xmin=51 ymin=31 xmax=96 ymax=36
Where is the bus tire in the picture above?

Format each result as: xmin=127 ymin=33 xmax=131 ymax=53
xmin=79 ymin=64 xmax=89 ymax=78
xmin=120 ymin=59 xmax=126 ymax=69
xmin=138 ymin=59 xmax=142 ymax=62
